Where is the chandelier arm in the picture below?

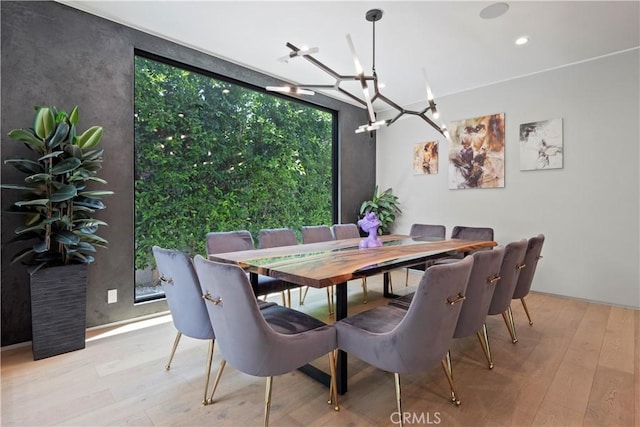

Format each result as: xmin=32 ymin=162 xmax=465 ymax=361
xmin=375 ymin=92 xmax=405 ymax=112
xmin=419 ymin=114 xmax=445 ymax=135
xmin=337 ymin=87 xmax=368 ymax=107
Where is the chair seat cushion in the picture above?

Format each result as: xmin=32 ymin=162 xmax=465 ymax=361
xmin=248 ymin=273 xmax=294 ymax=296
xmin=257 ymin=300 xmax=278 ymax=310
xmin=337 ymin=305 xmax=406 ymax=334
xmin=262 ymin=305 xmax=328 ymax=335
xmin=387 ymin=293 xmax=414 ymax=310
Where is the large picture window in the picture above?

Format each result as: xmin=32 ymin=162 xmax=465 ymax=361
xmin=134 ymin=53 xmax=336 ymax=302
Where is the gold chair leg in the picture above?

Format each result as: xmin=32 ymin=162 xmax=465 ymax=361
xmin=362 ymin=278 xmax=368 ymax=304
xmin=327 ymin=351 xmax=339 ymax=411
xmin=300 ymin=286 xmax=310 ymax=305
xmin=502 ymin=306 xmax=518 ymax=343
xmin=201 ymin=339 xmax=214 ymax=405
xmin=388 ymin=273 xmax=394 ymax=294
xmin=394 ymin=373 xmax=403 ymax=427
xmin=405 ymin=268 xmax=409 ymax=286
xmin=280 ymin=291 xmax=287 ymax=306
xmin=286 ymin=289 xmax=292 ymax=307
xmin=166 ymin=332 xmax=182 ymax=370
xmin=264 ymin=376 xmax=273 ymax=427
xmin=476 ymin=324 xmax=494 ymax=369
xmin=326 ymin=287 xmax=334 ymax=317
xmin=521 ymin=297 xmax=533 ymax=325
xmin=207 ymin=358 xmax=227 ymax=404
xmin=441 ymin=351 xmax=461 ymax=406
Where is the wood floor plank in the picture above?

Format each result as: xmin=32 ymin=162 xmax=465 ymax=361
xmin=583 ymin=366 xmax=635 ymax=427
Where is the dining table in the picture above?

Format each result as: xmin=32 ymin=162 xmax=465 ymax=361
xmin=208 ymin=234 xmax=497 ymax=394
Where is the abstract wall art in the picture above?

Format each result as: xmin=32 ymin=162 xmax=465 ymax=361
xmin=519 ymin=118 xmax=563 ymax=171
xmin=448 ymin=113 xmax=505 ymax=189
xmin=413 ymin=140 xmax=439 ymax=175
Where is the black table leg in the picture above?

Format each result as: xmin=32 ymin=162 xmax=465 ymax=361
xmin=335 ymin=282 xmax=348 ymax=395
xmin=383 ymin=272 xmax=400 ymax=299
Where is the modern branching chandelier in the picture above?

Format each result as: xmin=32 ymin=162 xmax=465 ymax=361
xmin=267 ymin=8 xmax=449 ymax=137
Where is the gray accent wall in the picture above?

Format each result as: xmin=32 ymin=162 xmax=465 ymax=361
xmin=1 ymin=1 xmax=374 ymax=346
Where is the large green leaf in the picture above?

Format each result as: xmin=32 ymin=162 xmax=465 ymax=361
xmin=76 ymin=126 xmax=103 ymax=149
xmin=15 ymin=199 xmax=49 ymax=207
xmin=0 ymin=183 xmax=38 ymax=192
xmin=78 ymin=190 xmax=113 ymax=197
xmin=4 ymin=159 xmax=43 ymax=175
xmin=39 ymin=150 xmax=64 ymax=161
xmin=7 ymin=129 xmax=45 ymax=152
xmin=25 ymin=173 xmax=52 ymax=184
xmin=64 ymin=143 xmax=82 ymax=159
xmin=10 ymin=247 xmax=35 ymax=265
xmin=47 ymin=121 xmax=70 ymax=149
xmin=50 ymin=184 xmax=78 ymax=202
xmin=74 ymin=197 xmax=105 ymax=209
xmin=82 ymin=149 xmax=104 ymax=161
xmin=69 ymin=106 xmax=79 ymax=126
xmin=81 ymin=160 xmax=103 ymax=171
xmin=51 ymin=157 xmax=81 ymax=175
xmin=15 ymin=222 xmax=46 ymax=234
xmin=33 ymin=107 xmax=56 ymax=140
xmin=52 ymin=230 xmax=80 ymax=245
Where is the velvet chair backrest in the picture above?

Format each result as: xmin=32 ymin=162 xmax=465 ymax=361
xmin=453 ymin=248 xmax=505 ymax=338
xmin=152 ymin=246 xmax=214 ymax=340
xmin=301 ymin=225 xmax=334 ymax=244
xmin=258 ymin=228 xmax=298 ymax=249
xmin=488 ymin=240 xmax=527 ymax=315
xmin=451 ymin=225 xmax=494 ymax=241
xmin=512 ymin=234 xmax=545 ymax=299
xmin=331 ymin=223 xmax=360 ymax=240
xmin=409 ymin=223 xmax=446 ymax=241
xmin=376 ymin=256 xmax=474 ymax=373
xmin=206 ymin=230 xmax=254 ymax=254
xmin=193 ymin=256 xmax=335 ymax=376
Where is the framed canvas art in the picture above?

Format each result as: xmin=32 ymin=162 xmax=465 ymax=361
xmin=413 ymin=140 xmax=439 ymax=175
xmin=448 ymin=113 xmax=505 ymax=189
xmin=519 ymin=118 xmax=563 ymax=170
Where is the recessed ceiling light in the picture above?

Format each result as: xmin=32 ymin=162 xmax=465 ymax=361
xmin=515 ymin=36 xmax=529 ymax=46
xmin=479 ymin=2 xmax=510 ymax=19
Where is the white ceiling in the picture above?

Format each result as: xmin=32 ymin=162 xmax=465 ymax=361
xmin=59 ymin=1 xmax=639 ymax=111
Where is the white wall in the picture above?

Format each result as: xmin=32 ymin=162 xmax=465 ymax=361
xmin=376 ymin=49 xmax=640 ymax=309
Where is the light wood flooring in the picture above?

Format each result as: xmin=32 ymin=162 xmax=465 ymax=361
xmin=2 ymin=271 xmax=638 ymax=426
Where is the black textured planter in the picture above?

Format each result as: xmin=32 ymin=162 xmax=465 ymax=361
xmin=30 ymin=264 xmax=88 ymax=360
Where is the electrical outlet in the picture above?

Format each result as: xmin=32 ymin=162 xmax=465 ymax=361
xmin=107 ymin=289 xmax=117 ymax=304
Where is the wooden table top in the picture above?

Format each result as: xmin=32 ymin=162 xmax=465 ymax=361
xmin=208 ymin=235 xmax=496 ymax=288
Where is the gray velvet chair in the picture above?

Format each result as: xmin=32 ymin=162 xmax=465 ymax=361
xmin=436 ymin=225 xmax=495 ymax=264
xmin=193 ymin=256 xmax=339 ymax=427
xmin=151 ymin=246 xmax=221 ymax=406
xmin=257 ymin=228 xmax=302 ymax=307
xmin=451 ymin=225 xmax=494 ymax=241
xmin=335 ymin=256 xmax=474 ymax=422
xmin=390 ymin=248 xmax=505 ymax=369
xmin=301 ymin=225 xmax=335 ymax=313
xmin=487 ymin=239 xmax=528 ymax=344
xmin=512 ymin=234 xmax=545 ymax=326
xmin=452 ymin=248 xmax=505 ymax=369
xmin=331 ymin=223 xmax=360 ymax=240
xmin=405 ymin=223 xmax=446 ymax=285
xmin=206 ymin=230 xmax=292 ymax=306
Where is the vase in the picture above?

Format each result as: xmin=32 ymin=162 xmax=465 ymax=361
xmin=30 ymin=264 xmax=88 ymax=360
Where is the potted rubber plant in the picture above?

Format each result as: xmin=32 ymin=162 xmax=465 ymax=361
xmin=359 ymin=186 xmax=401 ymax=235
xmin=2 ymin=105 xmax=112 ymax=359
